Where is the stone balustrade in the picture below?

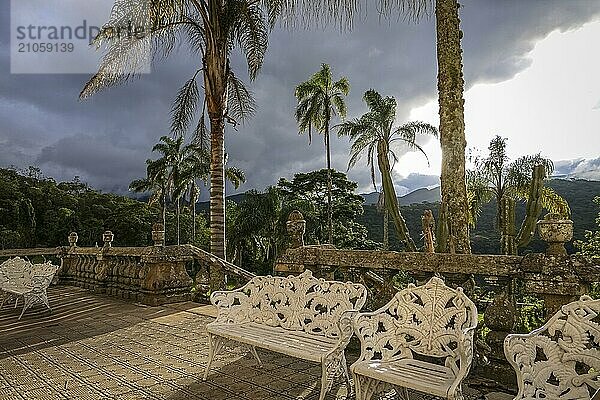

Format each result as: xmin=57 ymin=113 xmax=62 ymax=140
xmin=48 ymin=226 xmax=253 ymax=306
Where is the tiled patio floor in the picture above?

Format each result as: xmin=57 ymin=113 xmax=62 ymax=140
xmin=1 ymin=286 xmax=511 ymax=400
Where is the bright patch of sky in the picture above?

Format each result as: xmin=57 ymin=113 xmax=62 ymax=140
xmin=402 ymin=19 xmax=600 ymax=179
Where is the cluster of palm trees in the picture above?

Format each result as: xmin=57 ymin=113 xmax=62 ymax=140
xmin=295 ymin=65 xmax=438 ymax=251
xmin=82 ymin=0 xmax=472 ymax=289
xmin=129 ymin=135 xmax=245 ymax=246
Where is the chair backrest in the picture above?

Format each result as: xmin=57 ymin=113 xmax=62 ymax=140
xmin=504 ymin=295 xmax=600 ymax=400
xmin=30 ymin=262 xmax=59 ymax=289
xmin=355 ymin=276 xmax=478 ymax=363
xmin=0 ymin=257 xmax=33 ymax=286
xmin=240 ymin=270 xmax=367 ymax=338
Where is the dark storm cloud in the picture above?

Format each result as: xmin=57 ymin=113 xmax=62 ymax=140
xmin=1 ymin=1 xmax=599 ymax=195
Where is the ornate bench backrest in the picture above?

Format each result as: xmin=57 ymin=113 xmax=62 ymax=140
xmin=355 ymin=276 xmax=477 ymax=364
xmin=230 ymin=270 xmax=367 ymax=338
xmin=504 ymin=295 xmax=600 ymax=400
xmin=0 ymin=257 xmax=33 ymax=286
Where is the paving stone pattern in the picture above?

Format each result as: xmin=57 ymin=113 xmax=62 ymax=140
xmin=1 ymin=286 xmax=506 ymax=400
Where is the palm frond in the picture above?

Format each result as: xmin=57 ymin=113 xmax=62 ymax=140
xmin=170 ymin=72 xmax=200 ymax=137
xmin=331 ymin=93 xmax=348 ymax=120
xmin=80 ymin=0 xmax=196 ymax=99
xmin=228 ymin=0 xmax=269 ymax=80
xmin=225 ymin=166 xmax=247 ymax=189
xmin=227 ymin=71 xmax=257 ymax=124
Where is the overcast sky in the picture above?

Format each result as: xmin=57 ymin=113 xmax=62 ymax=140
xmin=1 ymin=1 xmax=599 ymax=199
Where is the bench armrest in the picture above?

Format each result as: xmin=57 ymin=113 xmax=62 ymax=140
xmin=210 ymin=288 xmax=251 ymax=324
xmin=323 ymin=309 xmax=360 ymax=361
xmin=447 ymin=325 xmax=476 ymax=394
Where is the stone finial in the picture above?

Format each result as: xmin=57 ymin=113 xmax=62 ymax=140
xmin=537 ymin=213 xmax=573 ymax=256
xmin=102 ymin=231 xmax=114 ymax=248
xmin=421 ymin=210 xmax=435 ymax=253
xmin=68 ymin=232 xmax=78 ymax=248
xmin=286 ymin=210 xmax=306 ymax=249
xmin=152 ymin=223 xmax=165 ymax=247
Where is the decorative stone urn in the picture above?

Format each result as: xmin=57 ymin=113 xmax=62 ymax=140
xmin=102 ymin=231 xmax=114 ymax=248
xmin=68 ymin=232 xmax=78 ymax=248
xmin=152 ymin=223 xmax=165 ymax=247
xmin=286 ymin=210 xmax=306 ymax=249
xmin=537 ymin=213 xmax=573 ymax=256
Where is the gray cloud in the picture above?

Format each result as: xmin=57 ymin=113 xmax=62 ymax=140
xmin=1 ymin=1 xmax=600 ymax=195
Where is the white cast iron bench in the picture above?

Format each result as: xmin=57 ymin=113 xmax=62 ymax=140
xmin=0 ymin=257 xmax=59 ymax=319
xmin=351 ymin=276 xmax=478 ymax=400
xmin=204 ymin=270 xmax=368 ymax=400
xmin=504 ymin=295 xmax=600 ymax=400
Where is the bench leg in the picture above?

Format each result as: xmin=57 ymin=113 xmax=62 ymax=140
xmin=395 ymin=386 xmax=410 ymax=400
xmin=354 ymin=374 xmax=393 ymax=400
xmin=19 ymin=294 xmax=35 ymax=320
xmin=249 ymin=346 xmax=262 ymax=368
xmin=0 ymin=292 xmax=9 ymax=309
xmin=203 ymin=333 xmax=224 ymax=381
xmin=448 ymin=386 xmax=464 ymax=400
xmin=320 ymin=352 xmax=348 ymax=400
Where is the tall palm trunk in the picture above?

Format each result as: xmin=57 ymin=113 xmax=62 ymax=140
xmin=191 ymin=190 xmax=197 ymax=244
xmin=324 ymin=119 xmax=333 ymax=244
xmin=162 ymin=186 xmax=167 ymax=239
xmin=205 ymin=38 xmax=228 ymax=290
xmin=436 ymin=0 xmax=471 ymax=254
xmin=377 ymin=141 xmax=417 ymax=251
xmin=383 ymin=208 xmax=389 ymax=250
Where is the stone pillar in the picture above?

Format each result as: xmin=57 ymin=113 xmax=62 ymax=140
xmin=480 ymin=286 xmax=518 ymax=386
xmin=286 ymin=210 xmax=306 ymax=249
xmin=537 ymin=214 xmax=573 ymax=256
xmin=139 ymin=251 xmax=193 ymax=306
xmin=152 ymin=223 xmax=165 ymax=247
xmin=102 ymin=231 xmax=114 ymax=249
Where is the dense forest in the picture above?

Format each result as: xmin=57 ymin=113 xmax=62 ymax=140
xmin=0 ymin=167 xmax=209 ymax=249
xmin=1 ymin=166 xmax=599 ymax=257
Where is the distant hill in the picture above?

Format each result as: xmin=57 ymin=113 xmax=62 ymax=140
xmin=196 ymin=192 xmax=245 ymax=213
xmin=356 ymin=187 xmax=441 ymax=206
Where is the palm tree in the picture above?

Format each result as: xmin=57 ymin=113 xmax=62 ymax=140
xmin=174 ymin=143 xmax=246 ymax=246
xmin=467 ymin=135 xmax=570 ymax=252
xmin=338 ymin=89 xmax=438 ymax=252
xmin=174 ymin=143 xmax=209 ymax=245
xmin=80 ymin=1 xmax=279 ymax=290
xmin=227 ymin=187 xmax=282 ymax=270
xmin=295 ymin=63 xmax=350 ymax=244
xmin=130 ymin=158 xmax=169 ymax=233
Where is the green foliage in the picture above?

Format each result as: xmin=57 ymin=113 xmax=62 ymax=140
xmin=0 ymin=167 xmax=209 ymax=249
xmin=226 ymin=187 xmax=283 ymax=275
xmin=467 ymin=135 xmax=570 ymax=254
xmin=295 ymin=63 xmax=350 ymax=143
xmin=575 ymin=196 xmax=600 ymax=260
xmin=277 ymin=169 xmax=379 ymax=250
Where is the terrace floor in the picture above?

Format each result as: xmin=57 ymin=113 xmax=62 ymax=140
xmin=0 ymin=286 xmax=513 ymax=400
